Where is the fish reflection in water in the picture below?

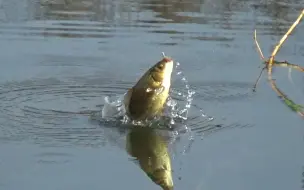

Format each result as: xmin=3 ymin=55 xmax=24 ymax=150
xmin=126 ymin=125 xmax=173 ymax=190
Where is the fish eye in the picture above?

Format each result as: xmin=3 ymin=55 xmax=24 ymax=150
xmin=157 ymin=64 xmax=164 ymax=69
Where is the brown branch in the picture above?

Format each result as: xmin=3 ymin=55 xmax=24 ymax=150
xmin=252 ymin=66 xmax=266 ymax=92
xmin=252 ymin=60 xmax=304 ymax=92
xmin=267 ymin=9 xmax=304 ymax=75
xmin=254 ymin=29 xmax=265 ymax=60
xmin=270 ymin=61 xmax=304 ymax=72
xmin=269 ymin=79 xmax=304 ymax=118
xmin=253 ymin=9 xmax=304 ymax=118
xmin=252 ymin=29 xmax=267 ymax=92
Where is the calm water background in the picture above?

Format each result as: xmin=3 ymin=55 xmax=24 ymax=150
xmin=0 ymin=0 xmax=304 ymax=190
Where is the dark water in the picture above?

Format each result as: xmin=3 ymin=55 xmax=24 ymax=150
xmin=0 ymin=0 xmax=304 ymax=190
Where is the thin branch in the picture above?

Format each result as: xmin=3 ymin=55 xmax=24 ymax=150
xmin=268 ymin=9 xmax=304 ymax=75
xmin=253 ymin=9 xmax=304 ymax=119
xmin=254 ymin=29 xmax=265 ymax=60
xmin=252 ymin=66 xmax=266 ymax=92
xmin=271 ymin=61 xmax=304 ymax=72
xmin=266 ymin=9 xmax=304 ymax=118
xmin=269 ymin=79 xmax=304 ymax=118
xmin=252 ymin=29 xmax=267 ymax=91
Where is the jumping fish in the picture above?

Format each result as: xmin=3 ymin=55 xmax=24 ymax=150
xmin=123 ymin=56 xmax=174 ymax=121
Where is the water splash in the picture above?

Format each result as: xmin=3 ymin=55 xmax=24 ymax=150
xmin=169 ymin=62 xmax=196 ymax=120
xmin=97 ymin=59 xmax=216 ymax=160
xmin=174 ymin=62 xmax=214 ymax=122
xmin=99 ymin=60 xmax=214 ymax=136
xmin=101 ymin=95 xmax=126 ymax=120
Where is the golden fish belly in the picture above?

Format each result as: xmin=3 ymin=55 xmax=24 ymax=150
xmin=124 ymin=87 xmax=169 ymax=121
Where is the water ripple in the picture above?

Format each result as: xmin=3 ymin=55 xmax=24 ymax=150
xmin=35 ymin=151 xmax=73 ymax=164
xmin=0 ymin=76 xmax=253 ymax=147
xmin=0 ymin=78 xmax=129 ymax=146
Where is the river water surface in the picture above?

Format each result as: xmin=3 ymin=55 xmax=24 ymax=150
xmin=0 ymin=0 xmax=304 ymax=190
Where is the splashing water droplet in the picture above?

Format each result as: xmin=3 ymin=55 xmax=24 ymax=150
xmin=101 ymin=95 xmax=126 ymax=120
xmin=199 ymin=108 xmax=214 ymax=121
xmin=172 ymin=62 xmax=196 ymax=121
xmin=182 ymin=127 xmax=195 ymax=155
xmin=208 ymin=117 xmax=214 ymax=121
xmin=167 ymin=98 xmax=177 ymax=107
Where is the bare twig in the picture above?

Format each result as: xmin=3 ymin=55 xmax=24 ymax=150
xmin=268 ymin=9 xmax=304 ymax=75
xmin=266 ymin=9 xmax=304 ymax=117
xmin=252 ymin=29 xmax=267 ymax=91
xmin=252 ymin=66 xmax=266 ymax=92
xmin=253 ymin=9 xmax=304 ymax=118
xmin=269 ymin=79 xmax=304 ymax=118
xmin=272 ymin=61 xmax=304 ymax=72
xmin=252 ymin=41 xmax=304 ymax=91
xmin=254 ymin=29 xmax=265 ymax=60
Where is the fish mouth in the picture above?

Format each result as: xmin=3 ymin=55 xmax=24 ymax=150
xmin=161 ymin=57 xmax=174 ymax=73
xmin=162 ymin=57 xmax=173 ymax=64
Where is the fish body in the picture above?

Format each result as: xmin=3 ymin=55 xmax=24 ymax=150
xmin=124 ymin=57 xmax=174 ymax=121
xmin=126 ymin=126 xmax=173 ymax=190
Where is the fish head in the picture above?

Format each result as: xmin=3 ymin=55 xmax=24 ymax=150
xmin=148 ymin=166 xmax=173 ymax=190
xmin=149 ymin=57 xmax=174 ymax=89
